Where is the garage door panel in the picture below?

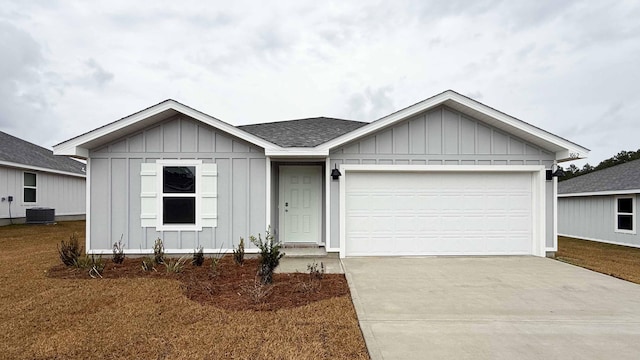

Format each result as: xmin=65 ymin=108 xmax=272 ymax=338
xmin=345 ymin=171 xmax=534 ymax=256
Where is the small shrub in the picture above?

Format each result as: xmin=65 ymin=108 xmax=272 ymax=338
xmin=165 ymin=256 xmax=189 ymax=273
xmin=242 ymin=276 xmax=273 ymax=304
xmin=210 ymin=243 xmax=226 ymax=273
xmin=141 ymin=256 xmax=156 ymax=272
xmin=74 ymin=254 xmax=104 ymax=278
xmin=153 ymin=238 xmax=164 ymax=264
xmin=192 ymin=246 xmax=204 ymax=266
xmin=112 ymin=235 xmax=125 ymax=264
xmin=307 ymin=260 xmax=325 ymax=281
xmin=233 ymin=237 xmax=245 ymax=265
xmin=58 ymin=232 xmax=83 ymax=266
xmin=251 ymin=227 xmax=285 ymax=284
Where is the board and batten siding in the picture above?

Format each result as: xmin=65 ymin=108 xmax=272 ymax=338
xmin=88 ymin=115 xmax=266 ymax=252
xmin=558 ymin=195 xmax=640 ymax=248
xmin=328 ymin=105 xmax=556 ymax=250
xmin=0 ymin=165 xmax=85 ymax=222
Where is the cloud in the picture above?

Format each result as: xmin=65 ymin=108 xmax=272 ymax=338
xmin=346 ymin=86 xmax=396 ymax=121
xmin=80 ymin=58 xmax=114 ymax=88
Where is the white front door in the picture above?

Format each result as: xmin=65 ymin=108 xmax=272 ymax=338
xmin=279 ymin=166 xmax=322 ymax=243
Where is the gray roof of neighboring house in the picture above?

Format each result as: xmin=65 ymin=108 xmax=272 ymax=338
xmin=0 ymin=131 xmax=85 ymax=175
xmin=558 ymin=158 xmax=640 ymax=194
xmin=238 ymin=117 xmax=368 ymax=147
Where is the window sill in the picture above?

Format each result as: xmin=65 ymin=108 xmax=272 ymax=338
xmin=614 ymin=229 xmax=636 ymax=235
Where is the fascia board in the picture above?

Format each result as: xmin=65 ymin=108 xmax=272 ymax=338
xmin=558 ymin=189 xmax=640 ymax=197
xmin=53 ymin=100 xmax=278 ymax=158
xmin=264 ymin=148 xmax=328 ymax=157
xmin=0 ymin=160 xmax=86 ymax=178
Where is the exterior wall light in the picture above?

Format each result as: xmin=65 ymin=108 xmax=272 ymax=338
xmin=331 ymin=165 xmax=342 ymax=180
xmin=546 ymin=164 xmax=565 ymax=180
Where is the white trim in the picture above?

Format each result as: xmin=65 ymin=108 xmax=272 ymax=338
xmin=551 ymin=176 xmax=558 ymax=252
xmin=339 ymin=164 xmax=547 ymax=258
xmin=265 ymin=157 xmax=271 ymax=230
xmin=53 ymin=100 xmax=277 ymax=159
xmin=325 ymin=158 xmax=331 ymax=247
xmin=559 ymin=189 xmax=640 ymax=197
xmin=318 ymin=90 xmax=589 ymax=161
xmin=558 ymin=233 xmax=640 ymax=250
xmin=265 ymin=148 xmax=329 ymax=157
xmin=87 ymin=248 xmax=260 ymax=255
xmin=614 ymin=195 xmax=636 ymax=234
xmin=85 ymin=158 xmax=91 ymax=253
xmin=0 ymin=160 xmax=86 ymax=178
xmin=155 ymin=159 xmax=203 ymax=231
xmin=326 ymin=247 xmax=340 ymax=253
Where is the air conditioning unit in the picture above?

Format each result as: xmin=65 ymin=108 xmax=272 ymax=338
xmin=26 ymin=207 xmax=55 ymax=224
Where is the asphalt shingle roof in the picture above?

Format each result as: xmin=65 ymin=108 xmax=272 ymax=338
xmin=0 ymin=131 xmax=85 ymax=175
xmin=238 ymin=117 xmax=368 ymax=147
xmin=558 ymin=158 xmax=640 ymax=194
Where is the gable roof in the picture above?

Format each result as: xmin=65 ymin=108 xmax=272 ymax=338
xmin=54 ymin=90 xmax=589 ymax=161
xmin=315 ymin=90 xmax=589 ymax=161
xmin=239 ymin=117 xmax=368 ymax=147
xmin=558 ymin=159 xmax=640 ymax=196
xmin=53 ymin=99 xmax=278 ymax=158
xmin=0 ymin=131 xmax=85 ymax=177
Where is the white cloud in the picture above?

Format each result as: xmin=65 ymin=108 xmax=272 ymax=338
xmin=0 ymin=0 xmax=638 ymax=166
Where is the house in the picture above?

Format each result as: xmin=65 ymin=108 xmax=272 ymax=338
xmin=0 ymin=131 xmax=86 ymax=226
xmin=558 ymin=159 xmax=640 ymax=248
xmin=53 ymin=90 xmax=588 ymax=257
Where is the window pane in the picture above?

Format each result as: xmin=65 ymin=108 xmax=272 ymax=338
xmin=618 ymin=215 xmax=633 ymax=231
xmin=163 ymin=167 xmax=195 ymax=193
xmin=163 ymin=197 xmax=196 ymax=224
xmin=24 ymin=173 xmax=36 ymax=187
xmin=24 ymin=188 xmax=36 ymax=203
xmin=618 ymin=198 xmax=633 ymax=213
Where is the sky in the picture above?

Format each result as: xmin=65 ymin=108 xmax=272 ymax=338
xmin=1 ymin=0 xmax=639 ymax=167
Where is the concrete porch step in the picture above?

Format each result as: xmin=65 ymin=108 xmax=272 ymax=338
xmin=281 ymin=246 xmax=329 ymax=258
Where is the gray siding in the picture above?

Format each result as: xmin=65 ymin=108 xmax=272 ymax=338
xmin=558 ymin=195 xmax=640 ymax=247
xmin=89 ymin=115 xmax=266 ymax=252
xmin=329 ymin=105 xmax=556 ymax=249
xmin=0 ymin=165 xmax=85 ymax=221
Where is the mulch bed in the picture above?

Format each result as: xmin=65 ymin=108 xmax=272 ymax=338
xmin=47 ymin=256 xmax=350 ymax=311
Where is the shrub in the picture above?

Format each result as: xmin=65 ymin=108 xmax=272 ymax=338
xmin=112 ymin=235 xmax=125 ymax=264
xmin=165 ymin=256 xmax=189 ymax=273
xmin=242 ymin=276 xmax=273 ymax=304
xmin=58 ymin=232 xmax=83 ymax=266
xmin=307 ymin=260 xmax=325 ymax=281
xmin=233 ymin=237 xmax=245 ymax=265
xmin=153 ymin=238 xmax=164 ymax=264
xmin=141 ymin=256 xmax=156 ymax=272
xmin=251 ymin=227 xmax=284 ymax=284
xmin=192 ymin=246 xmax=204 ymax=266
xmin=210 ymin=244 xmax=226 ymax=273
xmin=74 ymin=254 xmax=105 ymax=278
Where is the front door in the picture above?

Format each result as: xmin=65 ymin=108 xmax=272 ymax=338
xmin=279 ymin=166 xmax=322 ymax=244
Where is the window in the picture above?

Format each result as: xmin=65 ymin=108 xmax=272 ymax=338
xmin=162 ymin=166 xmax=196 ymax=225
xmin=140 ymin=160 xmax=218 ymax=231
xmin=615 ymin=196 xmax=635 ymax=233
xmin=24 ymin=172 xmax=37 ymax=203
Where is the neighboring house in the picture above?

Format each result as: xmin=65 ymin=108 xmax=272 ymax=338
xmin=0 ymin=131 xmax=86 ymax=226
xmin=558 ymin=159 xmax=640 ymax=248
xmin=53 ymin=90 xmax=588 ymax=257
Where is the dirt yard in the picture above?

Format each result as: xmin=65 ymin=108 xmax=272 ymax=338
xmin=0 ymin=221 xmax=369 ymax=359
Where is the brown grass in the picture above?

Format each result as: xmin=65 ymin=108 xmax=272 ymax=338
xmin=0 ymin=221 xmax=369 ymax=359
xmin=556 ymin=236 xmax=640 ymax=284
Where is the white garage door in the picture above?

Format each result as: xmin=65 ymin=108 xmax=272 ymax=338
xmin=345 ymin=171 xmax=534 ymax=256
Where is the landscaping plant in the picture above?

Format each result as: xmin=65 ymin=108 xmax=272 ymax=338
xmin=141 ymin=256 xmax=156 ymax=272
xmin=165 ymin=256 xmax=189 ymax=273
xmin=192 ymin=246 xmax=204 ymax=266
xmin=153 ymin=238 xmax=164 ymax=264
xmin=233 ymin=237 xmax=245 ymax=265
xmin=251 ymin=227 xmax=284 ymax=284
xmin=112 ymin=235 xmax=125 ymax=264
xmin=58 ymin=232 xmax=83 ymax=266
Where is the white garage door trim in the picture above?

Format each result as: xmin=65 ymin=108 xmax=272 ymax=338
xmin=339 ymin=165 xmax=546 ymax=258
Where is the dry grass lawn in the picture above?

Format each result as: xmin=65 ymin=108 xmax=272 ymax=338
xmin=556 ymin=236 xmax=640 ymax=284
xmin=0 ymin=221 xmax=369 ymax=359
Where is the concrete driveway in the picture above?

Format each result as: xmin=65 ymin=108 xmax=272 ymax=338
xmin=342 ymin=256 xmax=640 ymax=360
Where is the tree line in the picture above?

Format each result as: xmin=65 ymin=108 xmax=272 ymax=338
xmin=558 ymin=149 xmax=640 ymax=181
